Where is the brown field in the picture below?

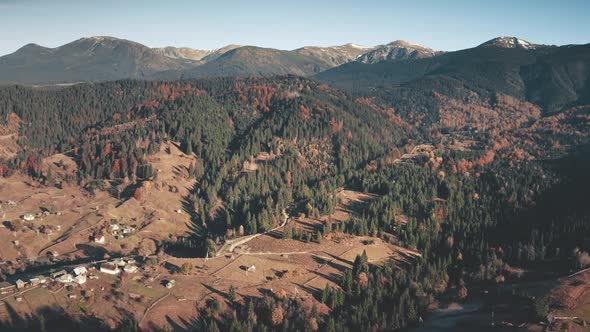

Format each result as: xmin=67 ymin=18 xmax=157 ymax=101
xmin=0 ymin=135 xmax=20 ymax=160
xmin=545 ymin=269 xmax=590 ymax=331
xmin=0 ymin=233 xmax=417 ymax=330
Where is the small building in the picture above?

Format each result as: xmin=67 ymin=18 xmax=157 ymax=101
xmin=109 ymin=224 xmax=120 ymax=234
xmin=99 ymin=263 xmax=119 ymax=275
xmin=15 ymin=279 xmax=26 ymax=289
xmin=247 ymin=265 xmax=256 ymax=273
xmin=123 ymin=264 xmax=138 ymax=274
xmin=29 ymin=276 xmax=47 ymax=286
xmin=73 ymin=266 xmax=88 ymax=276
xmin=94 ymin=235 xmax=105 ymax=244
xmin=122 ymin=227 xmax=135 ymax=235
xmin=113 ymin=259 xmax=126 ymax=267
xmin=165 ymin=280 xmax=176 ymax=289
xmin=57 ymin=274 xmax=74 ymax=284
xmin=22 ymin=214 xmax=35 ymax=221
xmin=74 ymin=275 xmax=87 ymax=285
xmin=0 ymin=281 xmax=15 ymax=294
xmin=50 ymin=270 xmax=67 ymax=279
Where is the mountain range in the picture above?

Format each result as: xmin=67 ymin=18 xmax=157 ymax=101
xmin=1 ymin=36 xmax=588 ymax=113
xmin=316 ymin=37 xmax=590 ymax=112
xmin=0 ymin=36 xmax=440 ymax=84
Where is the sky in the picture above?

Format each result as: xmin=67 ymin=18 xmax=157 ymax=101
xmin=0 ymin=0 xmax=589 ymax=56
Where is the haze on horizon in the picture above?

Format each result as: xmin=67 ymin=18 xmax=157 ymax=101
xmin=0 ymin=0 xmax=589 ymax=56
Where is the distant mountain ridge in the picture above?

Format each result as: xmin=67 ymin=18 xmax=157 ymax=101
xmin=315 ymin=37 xmax=590 ymax=113
xmin=0 ymin=36 xmax=190 ymax=84
xmin=0 ymin=36 xmax=437 ymax=84
xmin=152 ymin=44 xmax=242 ymax=63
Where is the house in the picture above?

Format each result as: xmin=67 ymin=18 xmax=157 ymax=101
xmin=94 ymin=235 xmax=105 ymax=244
xmin=109 ymin=224 xmax=120 ymax=234
xmin=50 ymin=270 xmax=67 ymax=279
xmin=22 ymin=213 xmax=35 ymax=221
xmin=113 ymin=259 xmax=126 ymax=267
xmin=15 ymin=279 xmax=26 ymax=289
xmin=165 ymin=280 xmax=176 ymax=289
xmin=122 ymin=227 xmax=135 ymax=235
xmin=0 ymin=281 xmax=15 ymax=294
xmin=29 ymin=276 xmax=47 ymax=286
xmin=74 ymin=275 xmax=87 ymax=285
xmin=57 ymin=274 xmax=74 ymax=283
xmin=123 ymin=264 xmax=138 ymax=274
xmin=99 ymin=263 xmax=119 ymax=275
xmin=73 ymin=266 xmax=87 ymax=276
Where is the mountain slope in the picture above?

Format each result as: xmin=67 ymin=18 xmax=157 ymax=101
xmin=0 ymin=37 xmax=191 ymax=84
xmin=153 ymin=44 xmax=241 ymax=63
xmin=178 ymin=46 xmax=331 ymax=79
xmin=316 ymin=37 xmax=590 ymax=112
xmin=293 ymin=43 xmax=375 ymax=67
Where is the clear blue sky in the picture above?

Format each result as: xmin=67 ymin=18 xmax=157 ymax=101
xmin=1 ymin=0 xmax=589 ymax=56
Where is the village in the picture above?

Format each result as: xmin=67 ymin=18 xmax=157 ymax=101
xmin=0 ymin=256 xmax=147 ymax=297
xmin=0 ymin=166 xmax=417 ymax=329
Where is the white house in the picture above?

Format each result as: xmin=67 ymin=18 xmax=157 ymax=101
xmin=22 ymin=214 xmax=35 ymax=221
xmin=74 ymin=275 xmax=87 ymax=285
xmin=123 ymin=264 xmax=138 ymax=274
xmin=73 ymin=266 xmax=87 ymax=276
xmin=122 ymin=227 xmax=135 ymax=235
xmin=113 ymin=259 xmax=126 ymax=267
xmin=57 ymin=274 xmax=74 ymax=284
xmin=109 ymin=224 xmax=120 ymax=234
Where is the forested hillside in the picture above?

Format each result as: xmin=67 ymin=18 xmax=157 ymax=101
xmin=0 ymin=75 xmax=589 ymax=330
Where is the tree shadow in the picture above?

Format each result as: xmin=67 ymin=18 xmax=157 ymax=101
xmin=0 ymin=302 xmax=111 ymax=332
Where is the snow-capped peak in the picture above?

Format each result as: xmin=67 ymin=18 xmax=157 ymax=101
xmin=345 ymin=43 xmax=374 ymax=50
xmin=479 ymin=37 xmax=539 ymax=50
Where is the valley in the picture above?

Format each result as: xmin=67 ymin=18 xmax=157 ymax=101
xmin=0 ymin=26 xmax=588 ymax=331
